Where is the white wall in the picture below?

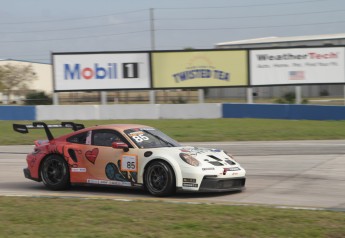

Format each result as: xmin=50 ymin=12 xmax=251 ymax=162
xmin=99 ymin=105 xmax=160 ymax=119
xmin=159 ymin=104 xmax=221 ymax=119
xmin=36 ymin=103 xmax=221 ymax=120
xmin=37 ymin=105 xmax=99 ymax=120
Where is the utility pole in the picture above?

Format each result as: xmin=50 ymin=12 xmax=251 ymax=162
xmin=148 ymin=8 xmax=156 ymax=104
xmin=150 ymin=8 xmax=155 ymax=51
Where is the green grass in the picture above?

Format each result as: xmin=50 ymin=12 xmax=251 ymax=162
xmin=0 ymin=197 xmax=344 ymax=238
xmin=2 ymin=119 xmax=345 ymax=145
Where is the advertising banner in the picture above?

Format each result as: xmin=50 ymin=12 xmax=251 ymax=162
xmin=152 ymin=51 xmax=248 ymax=88
xmin=53 ymin=53 xmax=151 ymax=91
xmin=250 ymin=47 xmax=345 ymax=85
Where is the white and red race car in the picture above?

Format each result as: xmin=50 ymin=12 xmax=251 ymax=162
xmin=14 ymin=122 xmax=246 ymax=196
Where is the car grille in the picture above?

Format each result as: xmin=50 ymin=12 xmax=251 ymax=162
xmin=199 ymin=177 xmax=246 ymax=191
xmin=207 ymin=161 xmax=224 ymax=166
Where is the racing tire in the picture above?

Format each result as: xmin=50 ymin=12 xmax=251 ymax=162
xmin=40 ymin=154 xmax=70 ymax=190
xmin=144 ymin=161 xmax=175 ymax=197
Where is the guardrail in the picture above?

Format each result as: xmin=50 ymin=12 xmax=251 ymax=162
xmin=1 ymin=103 xmax=345 ymax=120
xmin=0 ymin=106 xmax=36 ymax=120
xmin=222 ymin=103 xmax=345 ymax=120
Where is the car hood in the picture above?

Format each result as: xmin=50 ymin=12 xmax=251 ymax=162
xmin=151 ymin=146 xmax=240 ymax=168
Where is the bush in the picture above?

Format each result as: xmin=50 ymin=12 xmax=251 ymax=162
xmin=320 ymin=89 xmax=329 ymax=96
xmin=171 ymin=96 xmax=188 ymax=104
xmin=25 ymin=91 xmax=52 ymax=105
xmin=275 ymin=92 xmax=308 ymax=104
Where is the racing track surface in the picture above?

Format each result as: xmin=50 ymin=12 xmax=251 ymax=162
xmin=1 ymin=140 xmax=345 ymax=211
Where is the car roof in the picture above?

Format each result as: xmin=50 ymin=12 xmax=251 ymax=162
xmin=86 ymin=124 xmax=152 ymax=131
xmin=54 ymin=124 xmax=154 ymax=142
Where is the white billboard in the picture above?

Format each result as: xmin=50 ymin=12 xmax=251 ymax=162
xmin=53 ymin=53 xmax=151 ymax=91
xmin=250 ymin=47 xmax=345 ymax=85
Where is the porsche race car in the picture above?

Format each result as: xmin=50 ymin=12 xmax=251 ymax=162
xmin=13 ymin=122 xmax=246 ymax=196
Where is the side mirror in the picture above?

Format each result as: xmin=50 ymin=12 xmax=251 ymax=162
xmin=112 ymin=142 xmax=129 ymax=152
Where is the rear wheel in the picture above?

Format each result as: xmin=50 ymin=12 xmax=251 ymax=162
xmin=40 ymin=155 xmax=70 ymax=190
xmin=144 ymin=161 xmax=175 ymax=196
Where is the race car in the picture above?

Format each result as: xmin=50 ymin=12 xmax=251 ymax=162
xmin=13 ymin=122 xmax=246 ymax=196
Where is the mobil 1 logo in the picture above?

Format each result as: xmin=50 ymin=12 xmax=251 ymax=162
xmin=122 ymin=63 xmax=139 ymax=78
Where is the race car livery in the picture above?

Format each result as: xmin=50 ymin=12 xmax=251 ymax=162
xmin=13 ymin=122 xmax=246 ymax=196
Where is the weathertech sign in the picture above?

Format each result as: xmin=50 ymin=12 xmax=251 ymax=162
xmin=53 ymin=53 xmax=150 ymax=91
xmin=250 ymin=48 xmax=345 ymax=85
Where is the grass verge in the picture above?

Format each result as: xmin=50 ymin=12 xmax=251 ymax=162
xmin=2 ymin=119 xmax=345 ymax=145
xmin=0 ymin=197 xmax=344 ymax=238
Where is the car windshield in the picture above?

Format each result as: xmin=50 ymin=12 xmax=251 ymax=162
xmin=124 ymin=128 xmax=180 ymax=148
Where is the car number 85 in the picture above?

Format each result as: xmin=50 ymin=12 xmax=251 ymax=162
xmin=132 ymin=134 xmax=149 ymax=143
xmin=127 ymin=161 xmax=135 ymax=170
xmin=121 ymin=155 xmax=137 ymax=172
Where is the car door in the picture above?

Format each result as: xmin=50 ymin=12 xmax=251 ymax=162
xmin=81 ymin=129 xmax=139 ymax=187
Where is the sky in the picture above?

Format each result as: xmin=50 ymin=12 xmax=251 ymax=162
xmin=1 ymin=0 xmax=345 ymax=63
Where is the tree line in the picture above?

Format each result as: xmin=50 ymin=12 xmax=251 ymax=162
xmin=0 ymin=64 xmax=42 ymax=104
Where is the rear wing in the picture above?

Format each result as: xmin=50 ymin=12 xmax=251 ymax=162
xmin=13 ymin=121 xmax=85 ymax=141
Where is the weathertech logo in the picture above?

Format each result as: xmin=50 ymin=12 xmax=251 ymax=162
xmin=256 ymin=52 xmax=339 ymax=61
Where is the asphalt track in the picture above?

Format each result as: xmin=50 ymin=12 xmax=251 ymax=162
xmin=1 ymin=141 xmax=344 ymax=211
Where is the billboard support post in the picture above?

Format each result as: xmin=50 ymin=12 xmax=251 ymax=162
xmin=100 ymin=91 xmax=107 ymax=105
xmin=246 ymin=88 xmax=253 ymax=104
xmin=149 ymin=91 xmax=156 ymax=104
xmin=52 ymin=93 xmax=59 ymax=105
xmin=295 ymin=86 xmax=302 ymax=104
xmin=198 ymin=89 xmax=204 ymax=103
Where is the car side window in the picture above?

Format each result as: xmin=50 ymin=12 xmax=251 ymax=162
xmin=92 ymin=129 xmax=132 ymax=147
xmin=67 ymin=131 xmax=88 ymax=144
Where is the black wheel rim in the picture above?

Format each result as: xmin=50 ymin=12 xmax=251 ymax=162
xmin=147 ymin=164 xmax=168 ymax=192
xmin=42 ymin=158 xmax=66 ymax=185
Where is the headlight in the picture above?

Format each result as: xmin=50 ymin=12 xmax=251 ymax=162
xmin=179 ymin=153 xmax=200 ymax=167
xmin=225 ymin=151 xmax=238 ymax=163
xmin=224 ymin=151 xmax=234 ymax=159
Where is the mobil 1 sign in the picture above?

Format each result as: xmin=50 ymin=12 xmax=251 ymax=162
xmin=53 ymin=53 xmax=151 ymax=91
xmin=250 ymin=47 xmax=345 ymax=86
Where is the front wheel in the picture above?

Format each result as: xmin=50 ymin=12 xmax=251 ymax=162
xmin=40 ymin=155 xmax=70 ymax=190
xmin=144 ymin=161 xmax=175 ymax=197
